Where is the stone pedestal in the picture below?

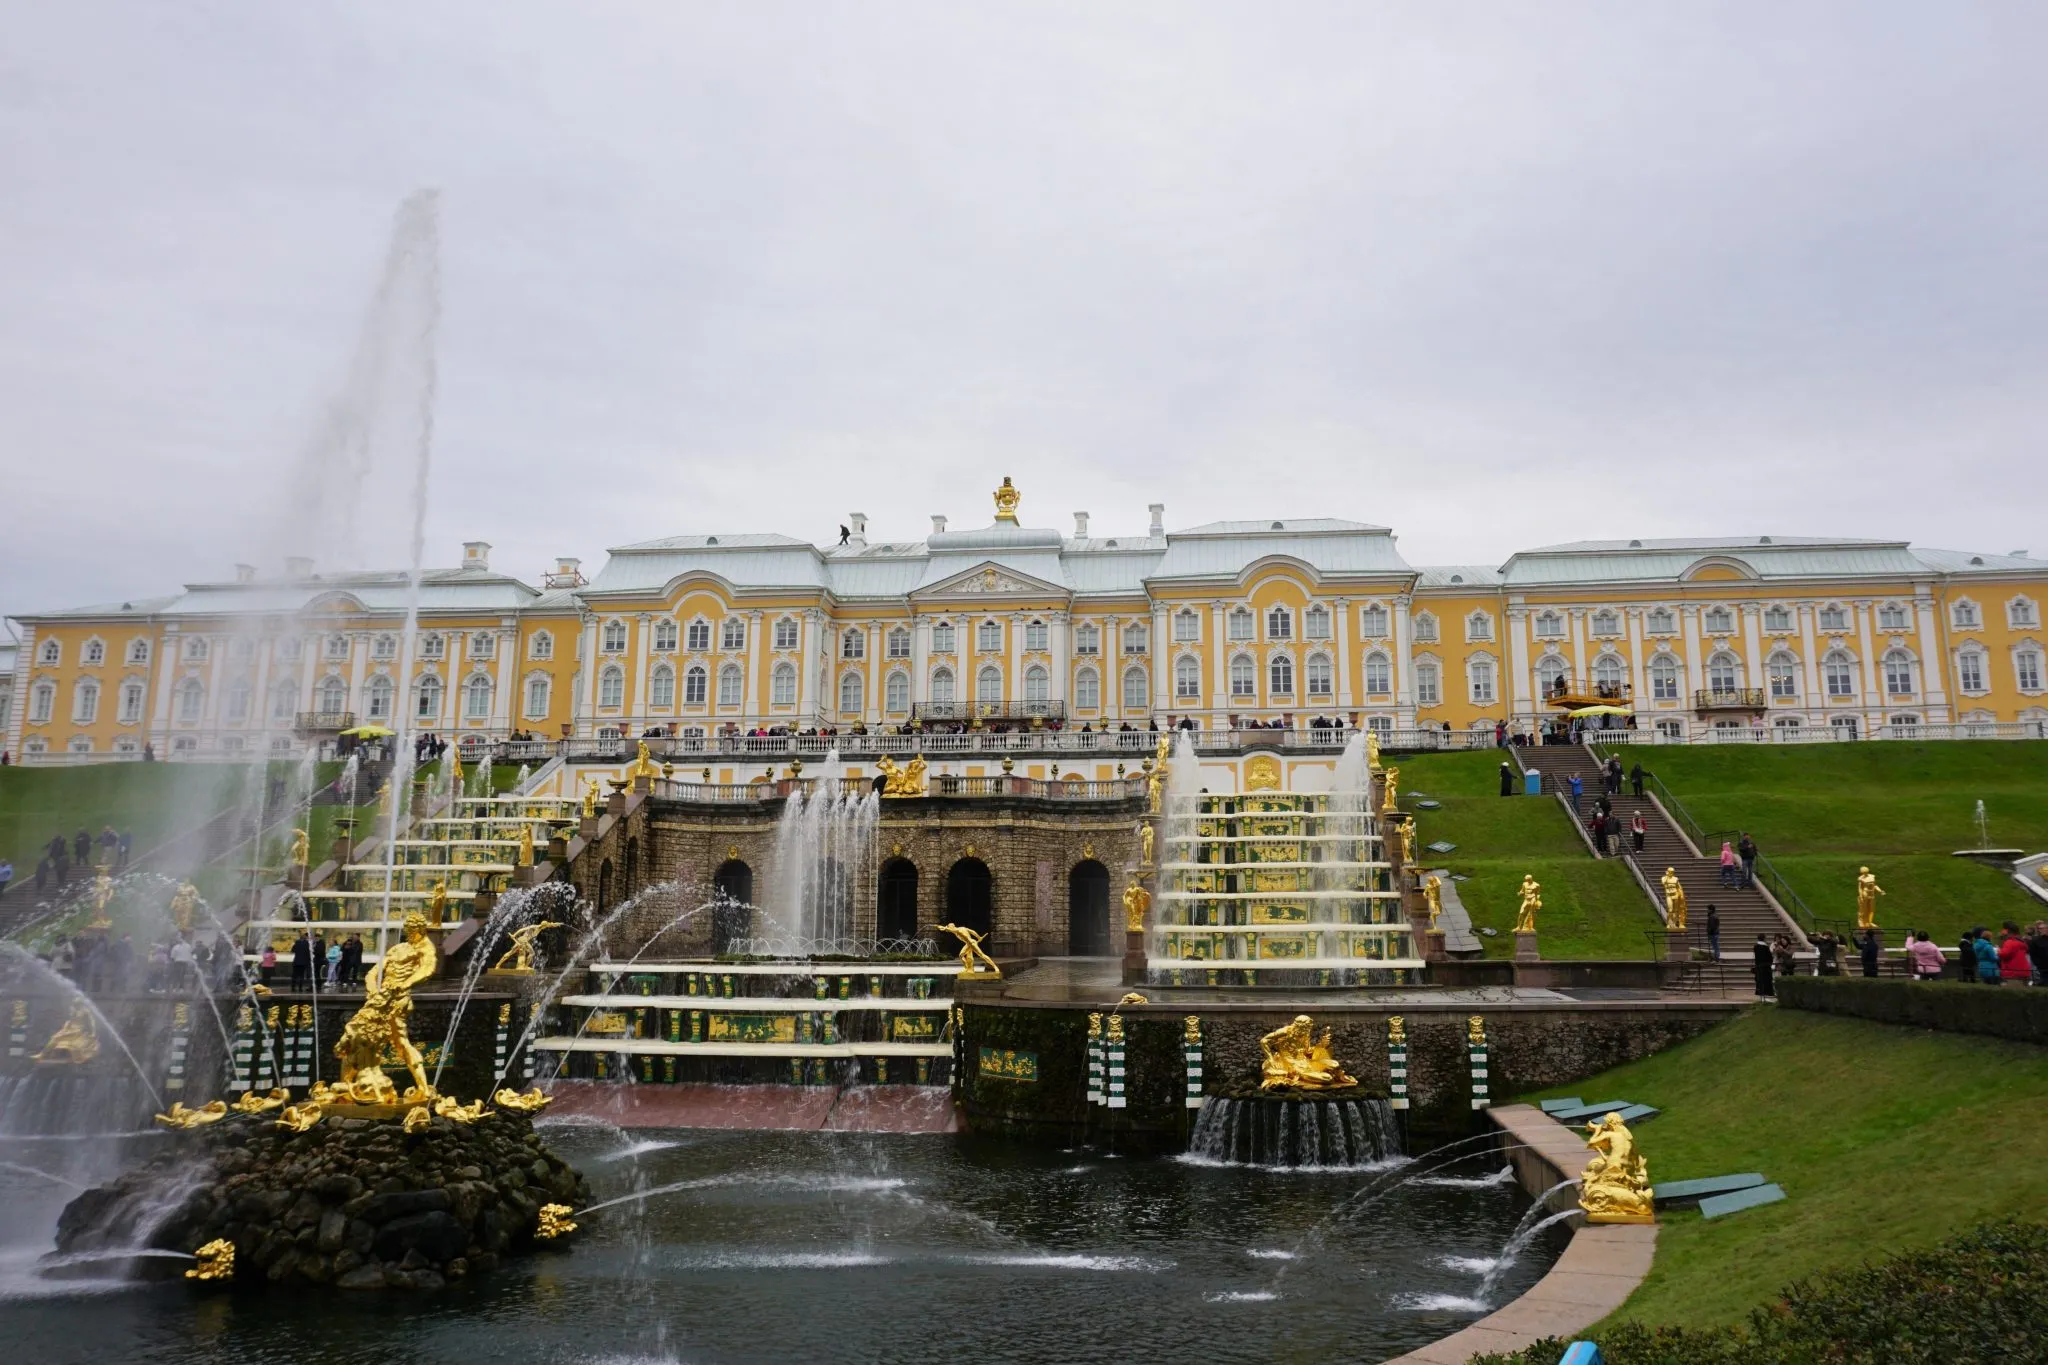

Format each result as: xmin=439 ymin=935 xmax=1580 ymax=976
xmin=1666 ymin=932 xmax=1693 ymax=962
xmin=472 ymin=888 xmax=498 ymax=920
xmin=1424 ymin=929 xmax=1449 ymax=963
xmin=577 ymin=816 xmax=598 ymax=840
xmin=1514 ymin=931 xmax=1541 ymax=963
xmin=632 ymin=774 xmax=652 ymax=796
xmin=547 ymin=835 xmax=568 ymax=863
xmin=1121 ymin=929 xmax=1147 ymax=986
xmin=606 ymin=791 xmax=627 ymax=817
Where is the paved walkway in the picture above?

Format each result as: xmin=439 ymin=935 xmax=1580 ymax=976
xmin=1426 ymin=866 xmax=1483 ymax=954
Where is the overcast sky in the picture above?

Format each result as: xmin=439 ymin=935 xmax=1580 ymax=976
xmin=3 ymin=2 xmax=2044 ymax=620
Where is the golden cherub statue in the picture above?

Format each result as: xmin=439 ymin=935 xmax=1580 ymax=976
xmin=154 ymin=1100 xmax=229 ymax=1130
xmin=1380 ymin=765 xmax=1401 ymax=814
xmin=582 ymin=776 xmax=600 ymax=819
xmin=333 ymin=910 xmax=438 ymax=1104
xmin=1386 ymin=816 xmax=1410 ymax=866
xmin=287 ymin=827 xmax=310 ymax=869
xmin=517 ymin=823 xmax=535 ymax=867
xmin=1578 ymin=1112 xmax=1655 ymax=1224
xmin=1258 ymin=1015 xmax=1357 ymax=1091
xmin=1424 ymin=874 xmax=1443 ymax=930
xmin=491 ymin=921 xmax=563 ymax=973
xmin=992 ymin=475 xmax=1021 ymax=524
xmin=1138 ymin=821 xmax=1155 ymax=868
xmin=1122 ymin=880 xmax=1151 ymax=933
xmin=1855 ymin=866 xmax=1884 ymax=929
xmin=169 ymin=881 xmax=200 ymax=934
xmin=1156 ymin=732 xmax=1172 ymax=768
xmin=875 ymin=754 xmax=930 ymax=797
xmin=33 ymin=999 xmax=100 ymax=1064
xmin=1661 ymin=867 xmax=1688 ymax=932
xmin=1514 ymin=874 xmax=1542 ymax=934
xmin=936 ymin=922 xmax=1002 ymax=978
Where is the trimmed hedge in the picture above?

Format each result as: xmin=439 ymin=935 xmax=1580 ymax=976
xmin=1777 ymin=975 xmax=2048 ymax=1045
xmin=1471 ymin=1220 xmax=2048 ymax=1365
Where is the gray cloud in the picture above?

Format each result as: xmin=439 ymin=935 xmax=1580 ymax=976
xmin=2 ymin=1 xmax=2043 ymax=617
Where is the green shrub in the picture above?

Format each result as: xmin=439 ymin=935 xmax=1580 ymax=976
xmin=1471 ymin=1220 xmax=2048 ymax=1364
xmin=1778 ymin=975 xmax=2048 ymax=1045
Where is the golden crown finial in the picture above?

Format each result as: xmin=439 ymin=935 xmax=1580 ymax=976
xmin=993 ymin=476 xmax=1021 ymax=524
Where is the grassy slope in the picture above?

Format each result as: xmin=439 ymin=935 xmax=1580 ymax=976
xmin=1632 ymin=741 xmax=2048 ymax=942
xmin=1519 ymin=1007 xmax=2048 ymax=1329
xmin=1395 ymin=751 xmax=1659 ymax=959
xmin=0 ymin=764 xmax=275 ymax=877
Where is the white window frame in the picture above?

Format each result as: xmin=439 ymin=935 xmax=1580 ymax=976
xmin=771 ymin=662 xmax=797 ymax=706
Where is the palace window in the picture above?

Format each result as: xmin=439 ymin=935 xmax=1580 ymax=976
xmin=1122 ymin=666 xmax=1148 ymax=711
xmin=977 ymin=620 xmax=1003 ymax=653
xmin=315 ymin=677 xmax=345 ymax=716
xmin=1883 ymin=649 xmax=1916 ymax=695
xmin=721 ymin=619 xmax=746 ymax=651
xmin=841 ymin=628 xmax=866 ymax=660
xmin=529 ymin=631 xmax=553 ymax=661
xmin=1023 ymin=620 xmax=1048 ymax=652
xmin=600 ymin=666 xmax=626 ymax=709
xmin=524 ymin=674 xmax=551 ymax=718
xmin=718 ymin=664 xmax=743 ymax=707
xmin=128 ymin=638 xmax=151 ymax=665
xmin=1123 ymin=623 xmax=1149 ymax=655
xmin=1230 ymin=655 xmax=1255 ymax=697
xmin=1591 ymin=610 xmax=1621 ymax=637
xmin=1410 ymin=611 xmax=1438 ymax=644
xmin=1228 ymin=608 xmax=1254 ymax=641
xmin=1878 ymin=603 xmax=1909 ymax=632
xmin=1310 ymin=653 xmax=1336 ymax=697
xmin=1537 ymin=655 xmax=1567 ymax=695
xmin=1703 ymin=607 xmax=1734 ymax=635
xmin=1073 ymin=623 xmax=1097 ymax=655
xmin=1819 ymin=605 xmax=1848 ymax=631
xmin=886 ymin=670 xmax=911 ymax=712
xmin=190 ymin=637 xmax=217 ymax=663
xmin=120 ymin=681 xmax=146 ymax=723
xmin=1265 ymin=606 xmax=1293 ymax=641
xmin=465 ymin=675 xmax=493 ymax=719
xmin=1649 ymin=654 xmax=1680 ymax=701
xmin=1174 ymin=655 xmax=1200 ymax=700
xmin=1952 ymin=601 xmax=1979 ymax=629
xmin=1360 ymin=604 xmax=1389 ymax=638
xmin=686 ymin=665 xmax=710 ymax=707
xmin=1645 ymin=608 xmax=1675 ymax=635
xmin=230 ymin=637 xmax=255 ymax=664
xmin=414 ymin=675 xmax=442 ymax=721
xmin=470 ymin=632 xmax=496 ymax=660
xmin=73 ymin=679 xmax=99 ymax=725
xmin=976 ymin=665 xmax=1002 ymax=705
xmin=1414 ymin=661 xmax=1440 ymax=707
xmin=1764 ymin=606 xmax=1792 ymax=633
xmin=1304 ymin=605 xmax=1331 ymax=640
xmin=1534 ymin=611 xmax=1565 ymax=639
xmin=1072 ymin=667 xmax=1097 ymax=710
xmin=68 ymin=736 xmax=93 ymax=754
xmin=419 ymin=633 xmax=443 ymax=660
xmin=888 ymin=627 xmax=912 ymax=659
xmin=2017 ymin=648 xmax=2044 ymax=692
xmin=930 ymin=621 xmax=955 ymax=653
xmin=603 ymin=620 xmax=629 ymax=653
xmin=1173 ymin=609 xmax=1200 ymax=643
xmin=686 ymin=619 xmax=712 ymax=652
xmin=1465 ymin=612 xmax=1494 ymax=642
xmin=646 ymin=620 xmax=673 ymax=652
xmin=1363 ymin=650 xmax=1390 ymax=696
xmin=1593 ymin=654 xmax=1625 ymax=691
xmin=1468 ymin=659 xmax=1496 ymax=705
xmin=930 ymin=667 xmax=956 ymax=707
xmin=36 ymin=640 xmax=60 ymax=666
xmin=774 ymin=617 xmax=800 ymax=650
xmin=1956 ymin=650 xmax=1986 ymax=693
xmin=1707 ymin=651 xmax=1741 ymax=694
xmin=771 ymin=663 xmax=797 ymax=706
xmin=1824 ymin=650 xmax=1857 ymax=698
xmin=82 ymin=639 xmax=105 ymax=666
xmin=1023 ymin=664 xmax=1049 ymax=703
xmin=1268 ymin=654 xmax=1294 ymax=696
xmin=1768 ymin=650 xmax=1800 ymax=699
xmin=839 ymin=672 xmax=863 ymax=713
xmin=2010 ymin=599 xmax=2039 ymax=629
xmin=28 ymin=681 xmax=55 ymax=724
xmin=372 ymin=634 xmax=397 ymax=661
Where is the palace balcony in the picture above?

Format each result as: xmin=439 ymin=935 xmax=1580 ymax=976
xmin=1693 ymin=688 xmax=1767 ymax=713
xmin=294 ymin=710 xmax=357 ymax=733
xmin=910 ymin=701 xmax=1066 ymax=724
xmin=1539 ymin=677 xmax=1634 ymax=709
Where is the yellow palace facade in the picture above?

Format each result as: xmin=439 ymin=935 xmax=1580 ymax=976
xmin=8 ymin=484 xmax=2048 ymax=761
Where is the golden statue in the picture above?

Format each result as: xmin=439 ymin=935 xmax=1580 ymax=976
xmin=1424 ymin=874 xmax=1443 ymax=930
xmin=992 ymin=475 xmax=1021 ymax=524
xmin=517 ymin=823 xmax=535 ymax=867
xmin=491 ymin=921 xmax=563 ymax=973
xmin=1138 ymin=821 xmax=1155 ymax=868
xmin=185 ymin=1238 xmax=235 ymax=1282
xmin=1661 ymin=867 xmax=1688 ymax=932
xmin=626 ymin=740 xmax=660 ymax=784
xmin=936 ymin=922 xmax=1002 ymax=978
xmin=169 ymin=882 xmax=200 ymax=934
xmin=1380 ymin=765 xmax=1401 ymax=814
xmin=287 ymin=827 xmax=310 ymax=869
xmin=433 ymin=1094 xmax=488 ymax=1124
xmin=33 ymin=1000 xmax=100 ymax=1064
xmin=450 ymin=749 xmax=465 ymax=791
xmin=402 ymin=1104 xmax=433 ymax=1133
xmin=1578 ymin=1112 xmax=1655 ymax=1225
xmin=1156 ymin=732 xmax=1172 ymax=768
xmin=425 ymin=879 xmax=449 ymax=923
xmin=333 ymin=910 xmax=439 ymax=1105
xmin=1258 ymin=1015 xmax=1358 ymax=1090
xmin=875 ymin=754 xmax=930 ymax=797
xmin=276 ymin=1099 xmax=326 ymax=1133
xmin=1366 ymin=730 xmax=1382 ymax=771
xmin=1468 ymin=1015 xmax=1487 ymax=1044
xmin=1147 ymin=766 xmax=1165 ymax=814
xmin=1855 ymin=866 xmax=1884 ymax=930
xmin=1386 ymin=817 xmax=1410 ymax=867
xmin=536 ymin=1203 xmax=578 ymax=1240
xmin=582 ymin=776 xmax=600 ymax=819
xmin=232 ymin=1088 xmax=289 ymax=1115
xmin=1387 ymin=1015 xmax=1406 ymax=1045
xmin=88 ymin=869 xmax=115 ymax=928
xmin=154 ymin=1101 xmax=229 ymax=1130
xmin=1514 ymin=874 xmax=1541 ymax=934
xmin=494 ymin=1087 xmax=553 ymax=1113
xmin=1122 ymin=880 xmax=1151 ymax=933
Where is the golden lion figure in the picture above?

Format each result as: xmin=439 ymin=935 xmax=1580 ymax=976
xmin=1259 ymin=1015 xmax=1357 ymax=1090
xmin=333 ymin=911 xmax=439 ymax=1104
xmin=936 ymin=922 xmax=1001 ymax=978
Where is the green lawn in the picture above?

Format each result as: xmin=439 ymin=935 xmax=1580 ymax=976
xmin=1519 ymin=1007 xmax=2048 ymax=1330
xmin=1395 ymin=751 xmax=1662 ymax=959
xmin=0 ymin=763 xmax=282 ymax=882
xmin=1628 ymin=742 xmax=2048 ymax=942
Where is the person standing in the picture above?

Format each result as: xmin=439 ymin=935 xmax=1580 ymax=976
xmin=1957 ymin=929 xmax=1979 ymax=982
xmin=1753 ymin=935 xmax=1774 ymax=998
xmin=73 ymin=828 xmax=91 ymax=869
xmin=1972 ymin=929 xmax=2000 ymax=984
xmin=259 ymin=944 xmax=278 ymax=988
xmin=1592 ymin=811 xmax=1609 ymax=855
xmin=1860 ymin=927 xmax=1881 ymax=978
xmin=1629 ymin=762 xmax=1645 ymax=798
xmin=291 ymin=932 xmax=312 ymax=992
xmin=116 ymin=830 xmax=132 ymax=870
xmin=1737 ymin=833 xmax=1758 ymax=889
xmin=325 ymin=939 xmax=343 ymax=989
xmin=1629 ymin=811 xmax=1647 ymax=853
xmin=1815 ymin=932 xmax=1839 ymax=976
xmin=1998 ymin=922 xmax=2031 ymax=987
xmin=1719 ymin=841 xmax=1739 ymax=887
xmin=1499 ymin=762 xmax=1515 ymax=797
xmin=1568 ymin=773 xmax=1583 ymax=814
xmin=2029 ymin=921 xmax=2048 ymax=987
xmin=168 ymin=935 xmax=195 ymax=993
xmin=1772 ymin=934 xmax=1796 ymax=981
xmin=1705 ymin=904 xmax=1721 ymax=959
xmin=0 ymin=859 xmax=12 ymax=900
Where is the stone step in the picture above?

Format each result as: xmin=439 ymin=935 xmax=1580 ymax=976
xmin=1700 ymin=1183 xmax=1787 ymax=1219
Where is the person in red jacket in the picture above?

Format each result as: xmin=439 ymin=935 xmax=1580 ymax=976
xmin=1998 ymin=922 xmax=2032 ymax=986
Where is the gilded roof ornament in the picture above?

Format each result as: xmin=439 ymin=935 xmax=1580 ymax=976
xmin=993 ymin=476 xmax=1021 ymax=524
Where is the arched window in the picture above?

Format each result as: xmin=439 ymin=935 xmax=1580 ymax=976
xmin=774 ymin=617 xmax=800 ymax=650
xmin=1122 ymin=666 xmax=1148 ymax=711
xmin=977 ymin=620 xmax=1002 ymax=653
xmin=888 ymin=627 xmax=912 ymax=658
xmin=771 ymin=662 xmax=797 ymax=706
xmin=1468 ymin=658 xmax=1496 ymax=704
xmin=464 ymin=674 xmax=493 ymax=719
xmin=1304 ymin=605 xmax=1331 ymax=640
xmin=120 ymin=680 xmax=147 ymax=723
xmin=1023 ymin=664 xmax=1049 ymax=703
xmin=73 ymin=679 xmax=99 ymax=724
xmin=601 ymin=665 xmax=627 ymax=709
xmin=718 ymin=663 xmax=743 ymax=706
xmin=1070 ymin=623 xmax=1095 ymax=655
xmin=1952 ymin=601 xmax=1980 ymax=629
xmin=1230 ymin=654 xmax=1255 ymax=697
xmin=529 ymin=631 xmax=554 ymax=660
xmin=1466 ymin=611 xmax=1494 ymax=642
xmin=1646 ymin=608 xmax=1675 ymax=635
xmin=413 ymin=674 xmax=442 ymax=721
xmin=838 ymin=670 xmax=864 ymax=713
xmin=470 ymin=632 xmax=496 ymax=660
xmin=1534 ymin=611 xmax=1565 ymax=639
xmin=1228 ymin=608 xmax=1254 ymax=641
xmin=721 ymin=618 xmax=746 ymax=651
xmin=1824 ymin=649 xmax=1857 ymax=698
xmin=1359 ymin=603 xmax=1390 ymax=638
xmin=1537 ymin=654 xmax=1567 ymax=694
xmin=841 ymin=628 xmax=866 ymax=660
xmin=177 ymin=677 xmax=208 ymax=722
xmin=2016 ymin=647 xmax=2044 ymax=692
xmin=1174 ymin=655 xmax=1201 ymax=700
xmin=648 ymin=665 xmax=673 ymax=709
xmin=188 ymin=637 xmax=214 ymax=663
xmin=1703 ymin=607 xmax=1734 ymax=635
xmin=1361 ymin=651 xmax=1388 ymax=696
xmin=1591 ymin=610 xmax=1621 ymax=637
xmin=1414 ymin=660 xmax=1440 ymax=706
xmin=127 ymin=638 xmax=151 ymax=664
xmin=1768 ymin=650 xmax=1800 ymax=699
xmin=652 ymin=619 xmax=677 ymax=652
xmin=363 ymin=675 xmax=393 ymax=720
xmin=931 ymin=621 xmax=956 ymax=653
xmin=1956 ymin=649 xmax=1986 ymax=694
xmin=1410 ymin=611 xmax=1438 ymax=644
xmin=1073 ymin=667 xmax=1098 ymax=710
xmin=1268 ymin=654 xmax=1293 ymax=696
xmin=1877 ymin=603 xmax=1909 ymax=632
xmin=1593 ymin=654 xmax=1625 ymax=690
xmin=28 ymin=680 xmax=55 ymax=723
xmin=1024 ymin=620 xmax=1049 ymax=652
xmin=1707 ymin=651 xmax=1741 ymax=694
xmin=372 ymin=634 xmax=397 ymax=660
xmin=1122 ymin=622 xmax=1149 ymax=655
xmin=82 ymin=638 xmax=105 ymax=666
xmin=1309 ymin=653 xmax=1336 ymax=697
xmin=976 ymin=665 xmax=1002 ymax=705
xmin=524 ymin=673 xmax=551 ymax=718
xmin=1649 ymin=654 xmax=1680 ymax=701
xmin=931 ymin=667 xmax=956 ymax=707
xmin=1173 ymin=609 xmax=1200 ymax=643
xmin=35 ymin=640 xmax=60 ymax=667
xmin=885 ymin=670 xmax=910 ymax=712
xmin=686 ymin=665 xmax=710 ymax=707
xmin=1763 ymin=606 xmax=1793 ymax=633
xmin=1883 ymin=649 xmax=1916 ymax=695
xmin=686 ymin=619 xmax=712 ymax=652
xmin=315 ymin=676 xmax=346 ymax=716
xmin=1819 ymin=604 xmax=1849 ymax=632
xmin=1265 ymin=605 xmax=1292 ymax=640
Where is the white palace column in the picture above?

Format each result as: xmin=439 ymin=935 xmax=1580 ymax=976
xmin=1102 ymin=615 xmax=1120 ymax=724
xmin=1681 ymin=606 xmax=1705 ymax=699
xmin=577 ymin=614 xmax=600 ymax=737
xmin=911 ymin=614 xmax=930 ymax=709
xmin=1335 ymin=596 xmax=1356 ymax=714
xmin=632 ymin=614 xmax=654 ymax=734
xmin=1151 ymin=602 xmax=1170 ymax=712
xmin=1008 ymin=610 xmax=1023 ymax=716
xmin=1209 ymin=601 xmax=1228 ymax=722
xmin=1506 ymin=606 xmax=1532 ymax=726
xmin=1386 ymin=595 xmax=1408 ymax=724
xmin=1799 ymin=605 xmax=1823 ymax=718
xmin=1855 ymin=602 xmax=1881 ymax=727
xmin=744 ymin=610 xmax=764 ymax=723
xmin=1741 ymin=604 xmax=1765 ymax=692
xmin=1627 ymin=609 xmax=1648 ymax=709
xmin=494 ymin=624 xmax=516 ymax=734
xmin=1050 ymin=610 xmax=1070 ymax=709
xmin=344 ymin=634 xmax=366 ymax=735
xmin=1914 ymin=589 xmax=1949 ymax=719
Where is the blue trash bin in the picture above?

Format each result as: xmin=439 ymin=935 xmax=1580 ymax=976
xmin=1524 ymin=769 xmax=1542 ymax=797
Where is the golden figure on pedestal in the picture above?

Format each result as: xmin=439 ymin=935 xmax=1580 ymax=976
xmin=937 ymin=922 xmax=1002 ymax=978
xmin=993 ymin=476 xmax=1021 ymax=524
xmin=287 ymin=828 xmax=310 ymax=870
xmin=517 ymin=823 xmax=535 ymax=868
xmin=88 ymin=869 xmax=115 ymax=929
xmin=491 ymin=921 xmax=563 ymax=973
xmin=169 ymin=882 xmax=200 ymax=934
xmin=33 ymin=1000 xmax=99 ymax=1064
xmin=582 ymin=777 xmax=600 ymax=819
xmin=1661 ymin=867 xmax=1688 ymax=932
xmin=1380 ymin=765 xmax=1400 ymax=814
xmin=1147 ymin=765 xmax=1166 ymax=814
xmin=1514 ymin=875 xmax=1542 ymax=934
xmin=1424 ymin=875 xmax=1443 ymax=931
xmin=1366 ymin=731 xmax=1382 ymax=771
xmin=626 ymin=741 xmax=660 ymax=785
xmin=1258 ymin=1015 xmax=1358 ymax=1090
xmin=874 ymin=754 xmax=929 ymax=797
xmin=333 ymin=910 xmax=439 ymax=1105
xmin=1855 ymin=866 xmax=1884 ymax=929
xmin=185 ymin=1239 xmax=235 ymax=1281
xmin=1138 ymin=822 xmax=1155 ymax=869
xmin=1122 ymin=880 xmax=1151 ymax=933
xmin=1578 ymin=1112 xmax=1655 ymax=1224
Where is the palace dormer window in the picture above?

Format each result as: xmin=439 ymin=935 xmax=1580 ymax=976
xmin=888 ymin=627 xmax=912 ymax=658
xmin=38 ymin=640 xmax=60 ymax=666
xmin=470 ymin=632 xmax=495 ymax=660
xmin=529 ymin=631 xmax=554 ymax=661
xmin=1410 ymin=611 xmax=1439 ymax=644
xmin=686 ymin=619 xmax=713 ymax=652
xmin=190 ymin=637 xmax=216 ymax=663
xmin=1646 ymin=608 xmax=1675 ymax=635
xmin=1359 ymin=603 xmax=1389 ymax=638
xmin=1024 ymin=620 xmax=1048 ymax=652
xmin=721 ymin=618 xmax=746 ymax=651
xmin=932 ymin=621 xmax=957 ymax=653
xmin=418 ymin=633 xmax=443 ymax=659
xmin=774 ymin=617 xmax=800 ymax=651
xmin=1952 ymin=601 xmax=1980 ymax=629
xmin=83 ymin=639 xmax=105 ymax=666
xmin=1123 ymin=622 xmax=1149 ymax=655
xmin=1174 ymin=609 xmax=1200 ymax=643
xmin=1265 ymin=606 xmax=1292 ymax=640
xmin=1465 ymin=612 xmax=1494 ymax=643
xmin=2010 ymin=598 xmax=2040 ymax=629
xmin=127 ymin=638 xmax=151 ymax=665
xmin=1703 ymin=607 xmax=1734 ymax=635
xmin=1878 ymin=603 xmax=1909 ymax=632
xmin=1764 ymin=606 xmax=1792 ymax=633
xmin=322 ymin=636 xmax=348 ymax=662
xmin=1591 ymin=609 xmax=1621 ymax=637
xmin=372 ymin=634 xmax=397 ymax=660
xmin=977 ymin=620 xmax=1002 ymax=652
xmin=1304 ymin=605 xmax=1331 ymax=640
xmin=1534 ymin=611 xmax=1565 ymax=639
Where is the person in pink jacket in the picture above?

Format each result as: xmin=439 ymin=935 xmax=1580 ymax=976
xmin=1906 ymin=932 xmax=1947 ymax=981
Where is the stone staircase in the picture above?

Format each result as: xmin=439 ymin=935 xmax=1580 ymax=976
xmin=1509 ymin=743 xmax=1807 ymax=971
